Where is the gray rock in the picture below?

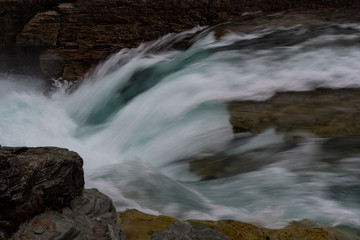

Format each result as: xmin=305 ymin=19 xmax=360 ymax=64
xmin=0 ymin=146 xmax=84 ymax=236
xmin=13 ymin=189 xmax=127 ymax=240
xmin=151 ymin=222 xmax=230 ymax=240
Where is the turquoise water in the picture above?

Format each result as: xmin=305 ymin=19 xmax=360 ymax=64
xmin=1 ymin=16 xmax=360 ymax=230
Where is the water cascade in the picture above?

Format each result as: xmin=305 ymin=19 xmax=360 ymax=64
xmin=1 ymin=13 xmax=360 ymax=230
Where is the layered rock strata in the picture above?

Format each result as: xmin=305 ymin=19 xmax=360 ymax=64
xmin=1 ymin=0 xmax=360 ymax=79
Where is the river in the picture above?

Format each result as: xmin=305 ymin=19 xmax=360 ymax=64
xmin=1 ymin=11 xmax=360 ymax=231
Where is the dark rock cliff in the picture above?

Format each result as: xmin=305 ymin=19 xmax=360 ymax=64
xmin=1 ymin=0 xmax=360 ymax=80
xmin=0 ymin=146 xmax=84 ymax=238
xmin=0 ymin=146 xmax=126 ymax=239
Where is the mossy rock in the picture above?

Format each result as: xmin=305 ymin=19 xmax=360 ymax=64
xmin=117 ymin=209 xmax=346 ymax=240
xmin=117 ymin=209 xmax=178 ymax=240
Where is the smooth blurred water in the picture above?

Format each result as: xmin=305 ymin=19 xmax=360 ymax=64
xmin=1 ymin=14 xmax=360 ymax=229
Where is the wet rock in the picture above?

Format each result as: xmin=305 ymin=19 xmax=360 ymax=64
xmin=39 ymin=49 xmax=65 ymax=78
xmin=187 ymin=151 xmax=277 ymax=180
xmin=182 ymin=130 xmax=299 ymax=180
xmin=0 ymin=146 xmax=84 ymax=237
xmin=191 ymin=219 xmax=337 ymax=240
xmin=13 ymin=188 xmax=127 ymax=240
xmin=117 ymin=209 xmax=340 ymax=240
xmin=117 ymin=209 xmax=178 ymax=240
xmin=151 ymin=222 xmax=231 ymax=240
xmin=322 ymin=137 xmax=360 ymax=156
xmin=228 ymin=88 xmax=360 ymax=137
xmin=188 ymin=219 xmax=265 ymax=240
xmin=186 ymin=131 xmax=360 ymax=181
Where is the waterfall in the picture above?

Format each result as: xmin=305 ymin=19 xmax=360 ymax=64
xmin=1 ymin=17 xmax=360 ymax=229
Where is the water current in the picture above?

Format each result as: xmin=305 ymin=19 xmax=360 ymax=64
xmin=1 ymin=12 xmax=360 ymax=230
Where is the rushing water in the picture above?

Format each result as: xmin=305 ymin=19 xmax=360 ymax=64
xmin=1 ymin=12 xmax=360 ymax=230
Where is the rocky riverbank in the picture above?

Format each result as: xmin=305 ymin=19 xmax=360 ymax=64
xmin=1 ymin=0 xmax=360 ymax=80
xmin=1 ymin=146 xmax=355 ymax=239
xmin=0 ymin=146 xmax=126 ymax=239
xmin=117 ymin=209 xmax=350 ymax=240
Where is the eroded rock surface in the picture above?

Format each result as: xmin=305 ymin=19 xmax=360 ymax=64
xmin=0 ymin=146 xmax=84 ymax=237
xmin=13 ymin=189 xmax=127 ymax=240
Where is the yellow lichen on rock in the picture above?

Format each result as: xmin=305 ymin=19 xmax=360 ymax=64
xmin=117 ymin=209 xmax=342 ymax=240
xmin=117 ymin=209 xmax=178 ymax=240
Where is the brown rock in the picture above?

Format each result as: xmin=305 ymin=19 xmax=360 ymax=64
xmin=228 ymin=88 xmax=360 ymax=137
xmin=0 ymin=146 xmax=84 ymax=237
xmin=1 ymin=0 xmax=360 ymax=79
xmin=263 ymin=222 xmax=336 ymax=240
xmin=16 ymin=10 xmax=61 ymax=47
xmin=0 ymin=0 xmax=66 ymax=76
xmin=39 ymin=49 xmax=64 ymax=78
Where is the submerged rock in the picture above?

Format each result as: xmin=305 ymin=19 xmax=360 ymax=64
xmin=187 ymin=88 xmax=360 ymax=180
xmin=13 ymin=189 xmax=127 ymax=240
xmin=228 ymin=88 xmax=360 ymax=137
xmin=187 ymin=130 xmax=300 ymax=180
xmin=117 ymin=209 xmax=343 ymax=240
xmin=0 ymin=146 xmax=84 ymax=237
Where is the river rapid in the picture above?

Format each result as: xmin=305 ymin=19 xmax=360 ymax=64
xmin=1 ymin=11 xmax=360 ymax=231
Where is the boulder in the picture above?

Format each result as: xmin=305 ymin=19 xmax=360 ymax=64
xmin=0 ymin=146 xmax=84 ymax=237
xmin=228 ymin=88 xmax=360 ymax=137
xmin=13 ymin=189 xmax=127 ymax=240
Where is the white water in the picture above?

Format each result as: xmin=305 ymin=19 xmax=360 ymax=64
xmin=1 ymin=20 xmax=360 ymax=229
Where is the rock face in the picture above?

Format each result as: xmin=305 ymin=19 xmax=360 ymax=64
xmin=13 ymin=189 xmax=127 ymax=240
xmin=228 ymin=88 xmax=360 ymax=137
xmin=117 ymin=209 xmax=340 ymax=240
xmin=1 ymin=0 xmax=360 ymax=79
xmin=0 ymin=146 xmax=84 ymax=237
